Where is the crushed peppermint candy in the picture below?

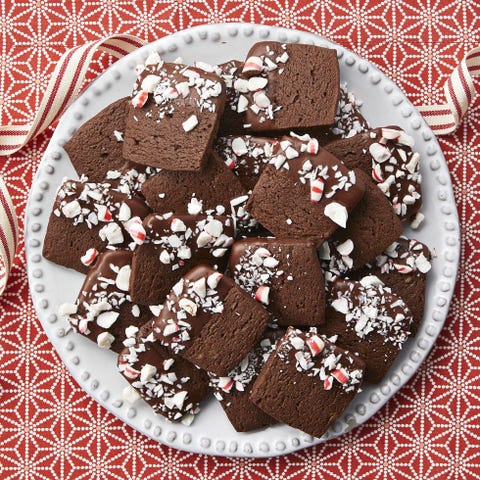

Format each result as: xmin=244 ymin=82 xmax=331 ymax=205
xmin=375 ymin=237 xmax=432 ymax=275
xmin=155 ymin=273 xmax=225 ymax=354
xmin=118 ymin=323 xmax=202 ymax=422
xmin=331 ymin=83 xmax=370 ymax=138
xmin=366 ymin=127 xmax=422 ymax=220
xmin=215 ymin=135 xmax=278 ymax=189
xmin=208 ymin=335 xmax=278 ymax=402
xmin=52 ymin=179 xmax=150 ymax=248
xmin=232 ymin=43 xmax=289 ymax=124
xmin=130 ymin=55 xmax=223 ymax=130
xmin=233 ymin=245 xmax=284 ymax=297
xmin=276 ymin=328 xmax=364 ymax=393
xmin=329 ymin=277 xmax=413 ymax=348
xmin=66 ymin=251 xmax=145 ymax=350
xmin=142 ymin=213 xmax=234 ymax=270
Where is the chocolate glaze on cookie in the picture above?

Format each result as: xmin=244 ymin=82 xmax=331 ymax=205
xmin=325 ymin=126 xmax=422 ymax=220
xmin=118 ymin=320 xmax=210 ymax=422
xmin=215 ymin=135 xmax=279 ymax=191
xmin=320 ymin=276 xmax=413 ymax=384
xmin=123 ymin=55 xmax=226 ymax=171
xmin=208 ymin=329 xmax=284 ymax=432
xmin=153 ymin=265 xmax=269 ymax=376
xmin=62 ymin=250 xmax=152 ymax=353
xmin=319 ymin=170 xmax=403 ymax=276
xmin=351 ymin=237 xmax=431 ymax=333
xmin=250 ymin=327 xmax=364 ymax=438
xmin=43 ymin=179 xmax=151 ymax=273
xmin=130 ymin=213 xmax=235 ymax=305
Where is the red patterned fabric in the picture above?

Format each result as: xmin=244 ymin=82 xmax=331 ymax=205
xmin=0 ymin=2 xmax=477 ymax=479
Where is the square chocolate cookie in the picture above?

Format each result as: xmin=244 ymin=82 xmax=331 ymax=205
xmin=250 ymin=327 xmax=365 ymax=438
xmin=123 ymin=55 xmax=226 ymax=171
xmin=153 ymin=265 xmax=269 ymax=376
xmin=230 ymin=238 xmax=325 ymax=327
xmin=246 ymin=136 xmax=365 ymax=246
xmin=118 ymin=320 xmax=210 ymax=423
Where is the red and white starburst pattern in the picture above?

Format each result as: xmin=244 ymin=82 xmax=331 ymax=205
xmin=1 ymin=1 xmax=480 ymax=479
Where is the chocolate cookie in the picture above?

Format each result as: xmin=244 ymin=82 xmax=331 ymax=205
xmin=59 ymin=250 xmax=152 ymax=353
xmin=236 ymin=42 xmax=339 ymax=134
xmin=319 ymin=170 xmax=403 ymax=276
xmin=118 ymin=320 xmax=210 ymax=422
xmin=246 ymin=136 xmax=365 ymax=246
xmin=130 ymin=213 xmax=235 ymax=305
xmin=215 ymin=135 xmax=279 ymax=191
xmin=141 ymin=151 xmax=246 ymax=215
xmin=350 ymin=237 xmax=432 ymax=333
xmin=325 ymin=126 xmax=422 ymax=220
xmin=43 ymin=179 xmax=151 ymax=273
xmin=230 ymin=238 xmax=325 ymax=326
xmin=153 ymin=265 xmax=269 ymax=376
xmin=319 ymin=276 xmax=413 ymax=384
xmin=123 ymin=54 xmax=226 ymax=171
xmin=250 ymin=327 xmax=365 ymax=438
xmin=208 ymin=329 xmax=283 ymax=432
xmin=64 ymin=97 xmax=129 ymax=182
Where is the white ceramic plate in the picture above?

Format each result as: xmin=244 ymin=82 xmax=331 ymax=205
xmin=25 ymin=23 xmax=460 ymax=458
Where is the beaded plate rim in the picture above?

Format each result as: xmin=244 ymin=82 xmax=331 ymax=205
xmin=25 ymin=23 xmax=460 ymax=458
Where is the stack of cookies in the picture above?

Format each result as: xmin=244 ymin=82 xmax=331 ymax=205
xmin=47 ymin=40 xmax=431 ymax=439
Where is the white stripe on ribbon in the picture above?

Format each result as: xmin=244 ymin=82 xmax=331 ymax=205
xmin=0 ymin=34 xmax=146 ymax=296
xmin=0 ymin=176 xmax=19 ymax=295
xmin=418 ymin=47 xmax=480 ymax=135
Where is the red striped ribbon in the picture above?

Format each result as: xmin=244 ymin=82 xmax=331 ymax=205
xmin=0 ymin=34 xmax=146 ymax=295
xmin=0 ymin=177 xmax=18 ymax=295
xmin=0 ymin=34 xmax=477 ymax=297
xmin=418 ymin=46 xmax=480 ymax=135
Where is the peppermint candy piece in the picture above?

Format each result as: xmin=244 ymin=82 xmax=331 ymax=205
xmin=242 ymin=56 xmax=263 ymax=74
xmin=306 ymin=335 xmax=325 ymax=357
xmin=255 ymin=285 xmax=270 ymax=305
xmin=97 ymin=331 xmax=115 ymax=349
xmin=310 ymin=177 xmax=325 ymax=203
xmin=131 ymin=90 xmax=149 ymax=108
xmin=182 ymin=115 xmax=198 ymax=132
xmin=324 ymin=202 xmax=348 ymax=228
xmin=80 ymin=247 xmax=99 ymax=267
xmin=96 ymin=311 xmax=120 ymax=329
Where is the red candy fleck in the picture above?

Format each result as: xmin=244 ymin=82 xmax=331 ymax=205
xmin=332 ymin=368 xmax=349 ymax=384
xmin=310 ymin=177 xmax=325 ymax=202
xmin=323 ymin=377 xmax=333 ymax=390
xmin=80 ymin=247 xmax=99 ymax=267
xmin=131 ymin=90 xmax=149 ymax=108
xmin=242 ymin=56 xmax=264 ymax=74
xmin=122 ymin=364 xmax=141 ymax=379
xmin=393 ymin=263 xmax=414 ymax=274
xmin=306 ymin=335 xmax=325 ymax=357
xmin=372 ymin=163 xmax=384 ymax=182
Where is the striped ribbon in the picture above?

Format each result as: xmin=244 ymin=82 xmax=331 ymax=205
xmin=0 ymin=34 xmax=146 ymax=296
xmin=0 ymin=34 xmax=477 ymax=296
xmin=418 ymin=47 xmax=480 ymax=135
xmin=0 ymin=176 xmax=18 ymax=295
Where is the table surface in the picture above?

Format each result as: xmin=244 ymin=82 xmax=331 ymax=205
xmin=0 ymin=2 xmax=478 ymax=479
